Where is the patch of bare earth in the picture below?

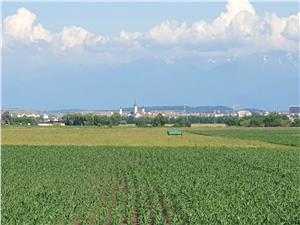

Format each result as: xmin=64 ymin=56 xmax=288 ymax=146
xmin=104 ymin=176 xmax=119 ymax=225
xmin=120 ymin=178 xmax=128 ymax=225
xmin=89 ymin=179 xmax=110 ymax=225
xmin=132 ymin=179 xmax=141 ymax=225
xmin=73 ymin=218 xmax=82 ymax=225
xmin=73 ymin=176 xmax=99 ymax=225
xmin=172 ymin=200 xmax=188 ymax=225
xmin=147 ymin=191 xmax=155 ymax=225
xmin=157 ymin=191 xmax=171 ymax=225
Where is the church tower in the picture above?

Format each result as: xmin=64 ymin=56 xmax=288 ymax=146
xmin=134 ymin=100 xmax=138 ymax=115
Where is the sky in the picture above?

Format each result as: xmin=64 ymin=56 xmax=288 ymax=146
xmin=2 ymin=1 xmax=300 ymax=111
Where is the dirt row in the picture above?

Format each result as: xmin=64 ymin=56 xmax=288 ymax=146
xmin=74 ymin=176 xmax=188 ymax=225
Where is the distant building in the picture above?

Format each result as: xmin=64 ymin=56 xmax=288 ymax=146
xmin=289 ymin=106 xmax=300 ymax=114
xmin=38 ymin=118 xmax=65 ymax=126
xmin=134 ymin=102 xmax=138 ymax=115
xmin=119 ymin=107 xmax=123 ymax=115
xmin=131 ymin=101 xmax=146 ymax=118
xmin=17 ymin=113 xmax=40 ymax=118
xmin=237 ymin=110 xmax=252 ymax=118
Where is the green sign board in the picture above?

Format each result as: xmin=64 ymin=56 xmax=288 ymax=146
xmin=167 ymin=130 xmax=183 ymax=136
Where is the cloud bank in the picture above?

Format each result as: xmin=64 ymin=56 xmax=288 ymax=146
xmin=2 ymin=1 xmax=300 ymax=64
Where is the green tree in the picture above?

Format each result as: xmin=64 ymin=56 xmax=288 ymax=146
xmin=263 ymin=113 xmax=283 ymax=127
xmin=292 ymin=118 xmax=300 ymax=127
xmin=174 ymin=117 xmax=191 ymax=127
xmin=110 ymin=113 xmax=121 ymax=126
xmin=136 ymin=117 xmax=147 ymax=127
xmin=239 ymin=118 xmax=251 ymax=127
xmin=83 ymin=114 xmax=94 ymax=126
xmin=1 ymin=111 xmax=11 ymax=125
xmin=224 ymin=116 xmax=239 ymax=126
xmin=250 ymin=116 xmax=265 ymax=127
xmin=153 ymin=113 xmax=168 ymax=127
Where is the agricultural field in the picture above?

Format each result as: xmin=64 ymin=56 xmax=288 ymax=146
xmin=1 ymin=126 xmax=300 ymax=225
xmin=189 ymin=127 xmax=300 ymax=147
xmin=0 ymin=126 xmax=292 ymax=149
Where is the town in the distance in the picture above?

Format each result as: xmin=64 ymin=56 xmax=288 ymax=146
xmin=1 ymin=103 xmax=300 ymax=127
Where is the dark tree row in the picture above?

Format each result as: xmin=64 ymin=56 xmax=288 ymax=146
xmin=2 ymin=111 xmax=299 ymax=127
xmin=62 ymin=113 xmax=191 ymax=127
xmin=1 ymin=112 xmax=38 ymax=125
xmin=224 ymin=113 xmax=300 ymax=127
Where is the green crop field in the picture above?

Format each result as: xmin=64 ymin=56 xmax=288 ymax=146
xmin=189 ymin=127 xmax=300 ymax=147
xmin=1 ymin=126 xmax=300 ymax=225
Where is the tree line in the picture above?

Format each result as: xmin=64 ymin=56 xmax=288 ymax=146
xmin=224 ymin=113 xmax=300 ymax=127
xmin=62 ymin=113 xmax=192 ymax=127
xmin=2 ymin=111 xmax=299 ymax=127
xmin=1 ymin=112 xmax=38 ymax=125
xmin=61 ymin=112 xmax=300 ymax=127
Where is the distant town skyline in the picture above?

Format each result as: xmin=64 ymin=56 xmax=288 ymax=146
xmin=2 ymin=1 xmax=299 ymax=111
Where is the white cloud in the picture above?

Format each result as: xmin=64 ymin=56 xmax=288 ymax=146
xmin=148 ymin=20 xmax=190 ymax=44
xmin=32 ymin=24 xmax=52 ymax=42
xmin=60 ymin=26 xmax=92 ymax=50
xmin=283 ymin=13 xmax=300 ymax=41
xmin=119 ymin=30 xmax=142 ymax=42
xmin=2 ymin=2 xmax=299 ymax=62
xmin=3 ymin=7 xmax=52 ymax=44
xmin=147 ymin=0 xmax=299 ymax=55
xmin=149 ymin=0 xmax=257 ymax=44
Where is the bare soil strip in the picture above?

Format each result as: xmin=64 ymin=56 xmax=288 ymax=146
xmin=73 ymin=175 xmax=97 ymax=225
xmin=73 ymin=218 xmax=82 ymax=225
xmin=89 ymin=179 xmax=110 ymax=225
xmin=147 ymin=191 xmax=155 ymax=225
xmin=157 ymin=191 xmax=171 ymax=225
xmin=120 ymin=178 xmax=128 ymax=225
xmin=132 ymin=179 xmax=141 ymax=225
xmin=172 ymin=200 xmax=188 ymax=225
xmin=104 ymin=176 xmax=119 ymax=225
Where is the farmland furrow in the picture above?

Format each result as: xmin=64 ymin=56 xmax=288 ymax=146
xmin=157 ymin=190 xmax=171 ymax=225
xmin=89 ymin=178 xmax=110 ymax=225
xmin=104 ymin=176 xmax=119 ymax=225
xmin=132 ymin=178 xmax=141 ymax=225
xmin=72 ymin=175 xmax=95 ymax=225
xmin=120 ymin=177 xmax=128 ymax=225
xmin=147 ymin=190 xmax=155 ymax=225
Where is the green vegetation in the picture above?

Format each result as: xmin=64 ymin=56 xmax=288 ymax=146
xmin=224 ymin=113 xmax=299 ymax=127
xmin=63 ymin=113 xmax=192 ymax=128
xmin=3 ymin=111 xmax=299 ymax=128
xmin=1 ymin=111 xmax=38 ymax=125
xmin=2 ymin=126 xmax=299 ymax=225
xmin=190 ymin=127 xmax=300 ymax=147
xmin=1 ymin=126 xmax=287 ymax=148
xmin=2 ymin=145 xmax=300 ymax=225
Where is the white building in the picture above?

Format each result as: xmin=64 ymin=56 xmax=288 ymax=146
xmin=131 ymin=102 xmax=146 ymax=118
xmin=134 ymin=103 xmax=138 ymax=114
xmin=237 ymin=110 xmax=252 ymax=118
xmin=43 ymin=114 xmax=49 ymax=120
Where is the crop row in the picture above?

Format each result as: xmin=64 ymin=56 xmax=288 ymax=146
xmin=2 ymin=146 xmax=300 ymax=225
xmin=189 ymin=127 xmax=300 ymax=147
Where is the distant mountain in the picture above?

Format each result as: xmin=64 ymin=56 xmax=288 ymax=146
xmin=122 ymin=105 xmax=234 ymax=113
xmin=3 ymin=50 xmax=297 ymax=111
xmin=3 ymin=105 xmax=236 ymax=114
xmin=240 ymin=108 xmax=265 ymax=114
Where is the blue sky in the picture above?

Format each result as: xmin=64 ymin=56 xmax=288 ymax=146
xmin=2 ymin=1 xmax=299 ymax=111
